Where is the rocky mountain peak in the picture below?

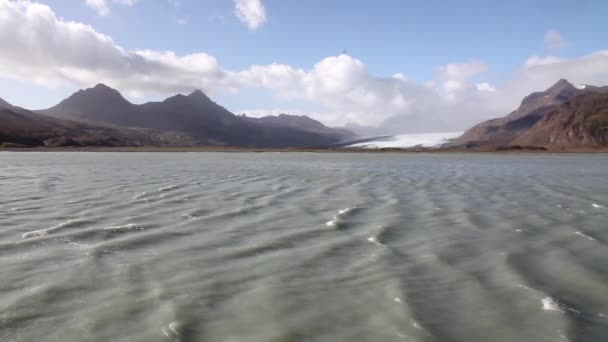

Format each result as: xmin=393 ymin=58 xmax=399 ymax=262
xmin=187 ymin=89 xmax=210 ymax=100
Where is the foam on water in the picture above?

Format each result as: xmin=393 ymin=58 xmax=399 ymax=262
xmin=326 ymin=207 xmax=355 ymax=227
xmin=541 ymin=297 xmax=562 ymax=312
xmin=517 ymin=284 xmax=534 ymax=291
xmin=592 ymin=203 xmax=604 ymax=209
xmin=338 ymin=208 xmax=353 ymax=215
xmin=410 ymin=319 xmax=422 ymax=329
xmin=367 ymin=236 xmax=386 ymax=247
xmin=103 ymin=224 xmax=144 ymax=233
xmin=159 ymin=185 xmax=179 ymax=192
xmin=22 ymin=230 xmax=50 ymax=239
xmin=60 ymin=237 xmax=91 ymax=250
xmin=22 ymin=220 xmax=74 ymax=239
xmin=168 ymin=321 xmax=182 ymax=336
xmin=132 ymin=192 xmax=148 ymax=200
xmin=181 ymin=212 xmax=196 ymax=220
xmin=574 ymin=231 xmax=596 ymax=241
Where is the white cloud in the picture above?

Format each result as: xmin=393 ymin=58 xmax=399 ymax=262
xmin=85 ymin=0 xmax=109 ymax=16
xmin=392 ymin=73 xmax=407 ymax=81
xmin=234 ymin=0 xmax=266 ymax=30
xmin=0 ymin=0 xmax=230 ymax=96
xmin=1 ymin=0 xmax=608 ymax=133
xmin=475 ymin=83 xmax=496 ymax=92
xmin=512 ymin=51 xmax=608 ymax=94
xmin=434 ymin=61 xmax=489 ymax=100
xmin=236 ymin=51 xmax=608 ymax=132
xmin=438 ymin=60 xmax=488 ymax=81
xmin=237 ymin=55 xmax=423 ymax=126
xmin=525 ymin=56 xmax=565 ymax=67
xmin=545 ymin=30 xmax=566 ymax=51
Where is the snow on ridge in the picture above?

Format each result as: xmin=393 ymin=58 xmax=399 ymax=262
xmin=346 ymin=132 xmax=462 ymax=149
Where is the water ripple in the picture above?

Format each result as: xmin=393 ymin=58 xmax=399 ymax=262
xmin=1 ymin=152 xmax=607 ymax=341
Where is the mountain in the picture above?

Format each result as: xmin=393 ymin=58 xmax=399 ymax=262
xmin=244 ymin=113 xmax=326 ymax=131
xmin=0 ymin=97 xmax=12 ymax=109
xmin=42 ymin=83 xmax=137 ymax=125
xmin=513 ymin=91 xmax=608 ymax=148
xmin=449 ymin=79 xmax=592 ymax=147
xmin=41 ymin=85 xmax=354 ymax=148
xmin=0 ymin=106 xmax=196 ymax=147
xmin=242 ymin=113 xmax=356 ymax=140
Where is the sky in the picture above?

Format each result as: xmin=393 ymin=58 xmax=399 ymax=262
xmin=0 ymin=0 xmax=607 ymax=133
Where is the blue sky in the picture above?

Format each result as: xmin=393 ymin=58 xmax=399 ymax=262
xmin=38 ymin=0 xmax=606 ymax=77
xmin=0 ymin=0 xmax=607 ymax=132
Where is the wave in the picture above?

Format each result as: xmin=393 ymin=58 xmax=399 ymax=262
xmin=158 ymin=185 xmax=179 ymax=192
xmin=103 ymin=223 xmax=144 ymax=233
xmin=132 ymin=192 xmax=148 ymax=200
xmin=574 ymin=231 xmax=596 ymax=241
xmin=326 ymin=207 xmax=356 ymax=227
xmin=22 ymin=220 xmax=76 ymax=239
xmin=541 ymin=296 xmax=562 ymax=312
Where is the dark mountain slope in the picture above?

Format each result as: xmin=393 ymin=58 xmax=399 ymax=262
xmin=41 ymin=85 xmax=353 ymax=148
xmin=449 ymin=79 xmax=591 ymax=147
xmin=0 ymin=97 xmax=13 ymax=109
xmin=41 ymin=83 xmax=139 ymax=126
xmin=242 ymin=113 xmax=356 ymax=140
xmin=0 ymin=106 xmax=196 ymax=147
xmin=514 ymin=91 xmax=608 ymax=148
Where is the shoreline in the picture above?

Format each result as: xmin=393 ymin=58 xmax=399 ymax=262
xmin=2 ymin=146 xmax=608 ymax=154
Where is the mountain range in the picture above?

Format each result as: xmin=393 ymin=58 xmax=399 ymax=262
xmin=0 ymin=99 xmax=196 ymax=147
xmin=0 ymin=84 xmax=354 ymax=148
xmin=1 ymin=80 xmax=608 ymax=150
xmin=37 ymin=84 xmax=354 ymax=148
xmin=447 ymin=79 xmax=608 ymax=150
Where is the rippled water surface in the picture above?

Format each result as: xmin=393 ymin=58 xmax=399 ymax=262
xmin=2 ymin=152 xmax=608 ymax=342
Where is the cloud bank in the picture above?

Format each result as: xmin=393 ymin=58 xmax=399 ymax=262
xmin=1 ymin=0 xmax=608 ymax=133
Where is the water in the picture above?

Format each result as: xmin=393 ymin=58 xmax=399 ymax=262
xmin=1 ymin=152 xmax=608 ymax=342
